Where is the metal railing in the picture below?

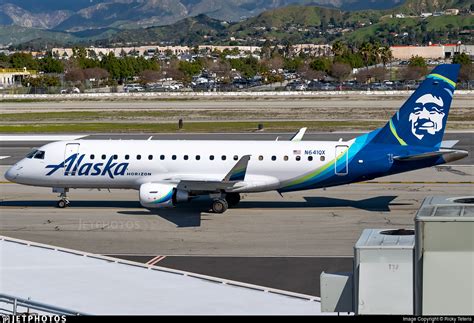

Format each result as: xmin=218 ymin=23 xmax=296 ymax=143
xmin=0 ymin=293 xmax=86 ymax=316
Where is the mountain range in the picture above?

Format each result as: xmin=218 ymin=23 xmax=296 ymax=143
xmin=0 ymin=0 xmax=471 ymax=47
xmin=0 ymin=0 xmax=405 ymax=31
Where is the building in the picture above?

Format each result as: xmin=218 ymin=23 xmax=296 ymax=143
xmin=390 ymin=44 xmax=474 ymax=60
xmin=0 ymin=68 xmax=37 ymax=88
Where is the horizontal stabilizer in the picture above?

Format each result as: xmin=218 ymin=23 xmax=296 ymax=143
xmin=440 ymin=140 xmax=459 ymax=148
xmin=394 ymin=149 xmax=468 ymax=162
xmin=223 ymin=155 xmax=251 ymax=182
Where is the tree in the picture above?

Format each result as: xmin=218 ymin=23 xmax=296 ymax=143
xmin=452 ymin=53 xmax=471 ymax=66
xmin=408 ymin=55 xmax=427 ymax=68
xmin=330 ymin=63 xmax=351 ymax=82
xmin=309 ymin=57 xmax=330 ymax=73
xmin=65 ymin=68 xmax=85 ymax=82
xmin=139 ymin=69 xmax=161 ymax=84
xmin=331 ymin=41 xmax=346 ymax=57
xmin=10 ymin=53 xmax=38 ymax=70
xmin=40 ymin=55 xmax=64 ymax=74
xmin=179 ymin=60 xmax=203 ymax=80
xmin=22 ymin=75 xmax=60 ymax=88
xmin=298 ymin=61 xmax=326 ymax=81
xmin=204 ymin=58 xmax=231 ymax=82
xmin=453 ymin=53 xmax=472 ymax=82
xmin=359 ymin=42 xmax=375 ymax=72
xmin=264 ymin=55 xmax=284 ymax=72
xmin=403 ymin=55 xmax=427 ymax=80
xmin=83 ymin=67 xmax=109 ymax=82
xmin=379 ymin=46 xmax=393 ymax=69
xmin=283 ymin=57 xmax=303 ymax=72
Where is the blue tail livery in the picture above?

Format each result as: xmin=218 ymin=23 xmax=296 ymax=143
xmin=371 ymin=64 xmax=460 ymax=148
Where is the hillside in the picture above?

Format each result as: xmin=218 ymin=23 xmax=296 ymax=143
xmin=0 ymin=0 xmax=471 ymax=48
xmin=108 ymin=14 xmax=228 ymax=46
xmin=0 ymin=0 xmax=404 ymax=32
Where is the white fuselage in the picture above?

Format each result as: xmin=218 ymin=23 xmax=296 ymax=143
xmin=6 ymin=139 xmax=351 ymax=192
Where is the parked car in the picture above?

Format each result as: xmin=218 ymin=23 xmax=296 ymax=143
xmin=124 ymin=84 xmax=145 ymax=92
xmin=60 ymin=87 xmax=80 ymax=94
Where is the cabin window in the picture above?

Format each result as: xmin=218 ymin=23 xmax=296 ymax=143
xmin=296 ymin=156 xmax=301 ymax=161
xmin=210 ymin=155 xmax=214 ymax=160
xmin=271 ymin=156 xmax=276 ymax=161
xmin=125 ymin=155 xmax=129 ymax=160
xmin=172 ymin=155 xmax=177 ymax=160
xmin=102 ymin=154 xmax=106 ymax=160
xmin=221 ymin=155 xmax=226 ymax=161
xmin=308 ymin=156 xmax=313 ymax=161
xmin=233 ymin=155 xmax=238 ymax=161
xmin=113 ymin=154 xmax=118 ymax=160
xmin=90 ymin=154 xmax=95 ymax=160
xmin=184 ymin=155 xmax=189 ymax=160
xmin=196 ymin=155 xmax=201 ymax=160
xmin=320 ymin=156 xmax=325 ymax=162
xmin=258 ymin=155 xmax=264 ymax=161
xmin=137 ymin=155 xmax=141 ymax=160
xmin=148 ymin=155 xmax=153 ymax=160
xmin=33 ymin=150 xmax=45 ymax=159
xmin=160 ymin=155 xmax=165 ymax=160
xmin=284 ymin=155 xmax=289 ymax=161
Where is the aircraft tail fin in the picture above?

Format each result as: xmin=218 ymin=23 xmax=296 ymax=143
xmin=370 ymin=64 xmax=460 ymax=148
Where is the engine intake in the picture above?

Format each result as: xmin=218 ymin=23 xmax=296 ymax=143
xmin=139 ymin=183 xmax=189 ymax=208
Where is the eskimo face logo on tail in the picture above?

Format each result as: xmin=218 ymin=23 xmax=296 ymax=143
xmin=45 ymin=154 xmax=128 ymax=179
xmin=408 ymin=94 xmax=445 ymax=140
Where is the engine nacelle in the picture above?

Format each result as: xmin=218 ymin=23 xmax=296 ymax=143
xmin=139 ymin=183 xmax=189 ymax=208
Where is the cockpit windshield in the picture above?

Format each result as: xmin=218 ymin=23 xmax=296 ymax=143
xmin=34 ymin=150 xmax=45 ymax=159
xmin=26 ymin=149 xmax=45 ymax=160
xmin=26 ymin=149 xmax=38 ymax=159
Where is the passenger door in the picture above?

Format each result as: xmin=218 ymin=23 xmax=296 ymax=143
xmin=64 ymin=143 xmax=80 ymax=175
xmin=335 ymin=145 xmax=349 ymax=176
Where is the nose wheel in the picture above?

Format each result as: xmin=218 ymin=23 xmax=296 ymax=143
xmin=56 ymin=191 xmax=70 ymax=208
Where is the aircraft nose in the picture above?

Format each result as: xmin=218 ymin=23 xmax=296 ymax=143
xmin=5 ymin=165 xmax=21 ymax=183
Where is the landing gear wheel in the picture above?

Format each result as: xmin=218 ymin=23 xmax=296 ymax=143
xmin=56 ymin=190 xmax=70 ymax=208
xmin=211 ymin=198 xmax=228 ymax=214
xmin=57 ymin=199 xmax=67 ymax=208
xmin=225 ymin=193 xmax=241 ymax=208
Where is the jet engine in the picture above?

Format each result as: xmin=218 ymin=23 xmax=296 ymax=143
xmin=139 ymin=183 xmax=189 ymax=208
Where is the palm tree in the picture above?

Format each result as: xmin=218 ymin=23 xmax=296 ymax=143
xmin=379 ymin=46 xmax=393 ymax=69
xmin=331 ymin=41 xmax=345 ymax=57
xmin=360 ymin=42 xmax=373 ymax=72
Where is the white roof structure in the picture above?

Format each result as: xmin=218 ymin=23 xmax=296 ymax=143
xmin=0 ymin=236 xmax=324 ymax=315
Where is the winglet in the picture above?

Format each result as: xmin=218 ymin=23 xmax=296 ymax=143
xmin=223 ymin=155 xmax=251 ymax=182
xmin=290 ymin=127 xmax=307 ymax=142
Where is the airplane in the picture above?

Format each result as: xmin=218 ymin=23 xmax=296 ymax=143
xmin=5 ymin=64 xmax=468 ymax=213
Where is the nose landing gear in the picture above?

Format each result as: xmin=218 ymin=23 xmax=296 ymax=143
xmin=53 ymin=188 xmax=70 ymax=208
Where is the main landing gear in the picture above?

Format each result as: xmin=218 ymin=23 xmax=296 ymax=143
xmin=210 ymin=193 xmax=241 ymax=214
xmin=54 ymin=188 xmax=70 ymax=208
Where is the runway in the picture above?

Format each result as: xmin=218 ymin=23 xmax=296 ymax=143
xmin=1 ymin=132 xmax=472 ymax=296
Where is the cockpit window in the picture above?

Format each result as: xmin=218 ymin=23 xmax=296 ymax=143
xmin=26 ymin=149 xmax=38 ymax=159
xmin=33 ymin=150 xmax=45 ymax=159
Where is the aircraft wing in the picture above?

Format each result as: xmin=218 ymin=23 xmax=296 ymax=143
xmin=161 ymin=155 xmax=251 ymax=193
xmin=394 ymin=149 xmax=468 ymax=162
xmin=176 ymin=180 xmax=243 ymax=192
